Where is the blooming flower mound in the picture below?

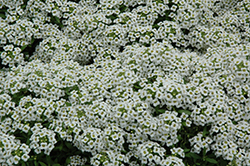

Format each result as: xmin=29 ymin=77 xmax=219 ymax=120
xmin=0 ymin=0 xmax=250 ymax=166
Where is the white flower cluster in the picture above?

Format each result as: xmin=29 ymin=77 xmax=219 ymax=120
xmin=0 ymin=130 xmax=30 ymax=165
xmin=0 ymin=0 xmax=250 ymax=165
xmin=67 ymin=155 xmax=87 ymax=166
xmin=29 ymin=123 xmax=57 ymax=155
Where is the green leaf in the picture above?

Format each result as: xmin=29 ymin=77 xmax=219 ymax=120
xmin=0 ymin=8 xmax=6 ymax=11
xmin=34 ymin=161 xmax=39 ymax=166
xmin=59 ymin=142 xmax=64 ymax=151
xmin=177 ymin=135 xmax=182 ymax=141
xmin=66 ymin=157 xmax=71 ymax=164
xmin=157 ymin=109 xmax=165 ymax=113
xmin=181 ymin=121 xmax=187 ymax=127
xmin=21 ymin=45 xmax=28 ymax=51
xmin=184 ymin=149 xmax=190 ymax=152
xmin=178 ymin=109 xmax=191 ymax=115
xmin=185 ymin=153 xmax=191 ymax=158
xmin=203 ymin=126 xmax=208 ymax=137
xmin=65 ymin=90 xmax=71 ymax=95
xmin=206 ymin=158 xmax=218 ymax=164
xmin=46 ymin=155 xmax=53 ymax=164
xmin=187 ymin=152 xmax=201 ymax=159
xmin=134 ymin=85 xmax=141 ymax=89
xmin=30 ymin=37 xmax=35 ymax=45
xmin=38 ymin=161 xmax=47 ymax=166
xmin=26 ymin=138 xmax=31 ymax=145
xmin=0 ymin=14 xmax=6 ymax=19
xmin=65 ymin=102 xmax=71 ymax=106
xmin=65 ymin=142 xmax=73 ymax=149
xmin=203 ymin=147 xmax=207 ymax=157
xmin=21 ymin=4 xmax=26 ymax=9
xmin=21 ymin=162 xmax=26 ymax=166
xmin=52 ymin=164 xmax=61 ymax=166
xmin=54 ymin=141 xmax=63 ymax=151
xmin=54 ymin=16 xmax=60 ymax=23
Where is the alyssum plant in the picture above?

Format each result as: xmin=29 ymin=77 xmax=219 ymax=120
xmin=0 ymin=0 xmax=250 ymax=166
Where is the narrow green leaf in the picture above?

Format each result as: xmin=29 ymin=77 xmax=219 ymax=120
xmin=203 ymin=126 xmax=207 ymax=137
xmin=189 ymin=153 xmax=201 ymax=159
xmin=54 ymin=141 xmax=63 ymax=151
xmin=38 ymin=161 xmax=47 ymax=166
xmin=178 ymin=109 xmax=191 ymax=115
xmin=46 ymin=155 xmax=53 ymax=164
xmin=30 ymin=37 xmax=35 ymax=45
xmin=203 ymin=147 xmax=207 ymax=157
xmin=0 ymin=9 xmax=7 ymax=12
xmin=134 ymin=85 xmax=140 ymax=89
xmin=55 ymin=16 xmax=60 ymax=23
xmin=34 ymin=161 xmax=39 ymax=166
xmin=21 ymin=45 xmax=28 ymax=51
xmin=206 ymin=158 xmax=218 ymax=164
xmin=184 ymin=149 xmax=190 ymax=152
xmin=65 ymin=102 xmax=71 ymax=106
xmin=157 ymin=109 xmax=165 ymax=113
xmin=0 ymin=14 xmax=6 ymax=18
xmin=66 ymin=157 xmax=71 ymax=164
xmin=65 ymin=142 xmax=73 ymax=149
xmin=21 ymin=4 xmax=26 ymax=9
xmin=60 ymin=142 xmax=64 ymax=151
xmin=185 ymin=153 xmax=191 ymax=157
xmin=52 ymin=164 xmax=61 ymax=166
xmin=26 ymin=139 xmax=31 ymax=145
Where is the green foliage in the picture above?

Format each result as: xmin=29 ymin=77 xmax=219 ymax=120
xmin=49 ymin=14 xmax=64 ymax=29
xmin=17 ymin=134 xmax=92 ymax=166
xmin=0 ymin=0 xmax=248 ymax=166
xmin=0 ymin=7 xmax=7 ymax=19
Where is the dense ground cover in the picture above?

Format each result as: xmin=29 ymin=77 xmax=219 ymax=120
xmin=0 ymin=0 xmax=250 ymax=165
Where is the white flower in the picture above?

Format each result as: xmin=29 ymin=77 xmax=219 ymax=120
xmin=12 ymin=155 xmax=20 ymax=164
xmin=21 ymin=154 xmax=30 ymax=162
